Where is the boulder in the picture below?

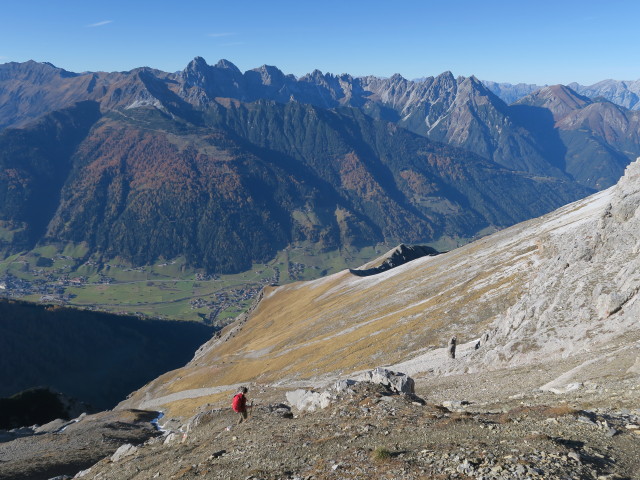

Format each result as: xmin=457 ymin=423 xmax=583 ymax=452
xmin=334 ymin=379 xmax=358 ymax=393
xmin=74 ymin=468 xmax=92 ymax=478
xmin=355 ymin=367 xmax=415 ymax=394
xmin=265 ymin=403 xmax=294 ymax=418
xmin=163 ymin=432 xmax=180 ymax=445
xmin=285 ymin=389 xmax=333 ymax=412
xmin=34 ymin=418 xmax=70 ymax=434
xmin=110 ymin=443 xmax=137 ymax=462
xmin=442 ymin=400 xmax=471 ymax=410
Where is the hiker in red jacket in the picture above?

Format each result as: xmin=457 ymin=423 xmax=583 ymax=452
xmin=232 ymin=386 xmax=251 ymax=424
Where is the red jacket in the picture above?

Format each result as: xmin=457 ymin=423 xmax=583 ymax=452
xmin=232 ymin=393 xmax=246 ymax=413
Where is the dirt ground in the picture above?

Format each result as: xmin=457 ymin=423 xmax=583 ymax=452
xmin=4 ymin=360 xmax=636 ymax=480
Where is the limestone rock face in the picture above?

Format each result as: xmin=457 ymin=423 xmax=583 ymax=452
xmin=482 ymin=158 xmax=640 ymax=367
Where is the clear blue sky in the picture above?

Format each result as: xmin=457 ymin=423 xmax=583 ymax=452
xmin=1 ymin=0 xmax=638 ymax=85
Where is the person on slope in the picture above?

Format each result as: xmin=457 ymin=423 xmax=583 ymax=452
xmin=232 ymin=386 xmax=251 ymax=424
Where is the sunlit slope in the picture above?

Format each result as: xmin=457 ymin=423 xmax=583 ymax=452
xmin=122 ymin=160 xmax=640 ymax=417
xmin=121 ymin=201 xmax=591 ymax=407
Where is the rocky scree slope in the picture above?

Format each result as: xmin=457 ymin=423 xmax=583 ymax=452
xmin=119 ymin=159 xmax=640 ymax=420
xmin=49 ymin=380 xmax=640 ymax=480
xmin=478 ymin=157 xmax=640 ymax=369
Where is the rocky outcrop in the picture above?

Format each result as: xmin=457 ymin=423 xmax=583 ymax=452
xmin=32 ymin=379 xmax=640 ymax=480
xmin=287 ymin=368 xmax=415 ymax=412
xmin=353 ymin=367 xmax=415 ymax=394
xmin=110 ymin=443 xmax=138 ymax=462
xmin=350 ymin=244 xmax=439 ymax=276
xmin=285 ymin=389 xmax=333 ymax=412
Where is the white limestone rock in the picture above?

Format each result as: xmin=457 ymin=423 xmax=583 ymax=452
xmin=110 ymin=443 xmax=138 ymax=462
xmin=285 ymin=389 xmax=333 ymax=412
xmin=355 ymin=367 xmax=415 ymax=394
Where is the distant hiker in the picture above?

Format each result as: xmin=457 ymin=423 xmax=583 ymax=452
xmin=232 ymin=387 xmax=251 ymax=424
xmin=476 ymin=332 xmax=489 ymax=350
xmin=448 ymin=336 xmax=457 ymax=359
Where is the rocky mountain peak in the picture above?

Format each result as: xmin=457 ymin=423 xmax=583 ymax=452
xmin=185 ymin=56 xmax=209 ymax=71
xmin=179 ymin=56 xmax=247 ymax=102
xmin=249 ymin=64 xmax=286 ymax=86
xmin=434 ymin=70 xmax=455 ymax=85
xmin=424 ymin=71 xmax=457 ymax=101
xmin=300 ymin=68 xmax=328 ymax=85
xmin=456 ymin=74 xmax=487 ymax=94
xmin=0 ymin=59 xmax=77 ymax=84
xmin=446 ymin=74 xmax=504 ymax=115
xmin=569 ymin=79 xmax=640 ymax=111
xmin=181 ymin=56 xmax=212 ymax=85
xmin=214 ymin=58 xmax=241 ymax=73
xmin=515 ymin=84 xmax=591 ymax=121
xmin=389 ymin=72 xmax=406 ymax=83
xmin=465 ymin=74 xmax=482 ymax=86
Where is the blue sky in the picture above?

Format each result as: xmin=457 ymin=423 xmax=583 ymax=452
xmin=1 ymin=0 xmax=638 ymax=85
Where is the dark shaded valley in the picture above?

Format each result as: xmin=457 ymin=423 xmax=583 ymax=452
xmin=0 ymin=299 xmax=212 ymax=410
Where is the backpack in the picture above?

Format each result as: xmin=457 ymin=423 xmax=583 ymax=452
xmin=232 ymin=393 xmax=244 ymax=412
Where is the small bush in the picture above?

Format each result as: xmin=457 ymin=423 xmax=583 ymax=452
xmin=371 ymin=446 xmax=393 ymax=463
xmin=496 ymin=412 xmax=512 ymax=424
xmin=543 ymin=404 xmax=578 ymax=417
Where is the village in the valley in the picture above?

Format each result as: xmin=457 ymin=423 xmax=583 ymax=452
xmin=0 ymin=255 xmax=298 ymax=325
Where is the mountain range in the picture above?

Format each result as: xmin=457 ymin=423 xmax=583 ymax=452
xmin=484 ymin=78 xmax=640 ymax=111
xmin=1 ymin=58 xmax=640 ymax=273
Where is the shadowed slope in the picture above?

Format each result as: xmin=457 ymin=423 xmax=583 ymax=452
xmin=35 ymin=101 xmax=588 ymax=273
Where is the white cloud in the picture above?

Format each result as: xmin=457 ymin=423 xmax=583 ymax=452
xmin=207 ymin=32 xmax=234 ymax=38
xmin=86 ymin=20 xmax=113 ymax=28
